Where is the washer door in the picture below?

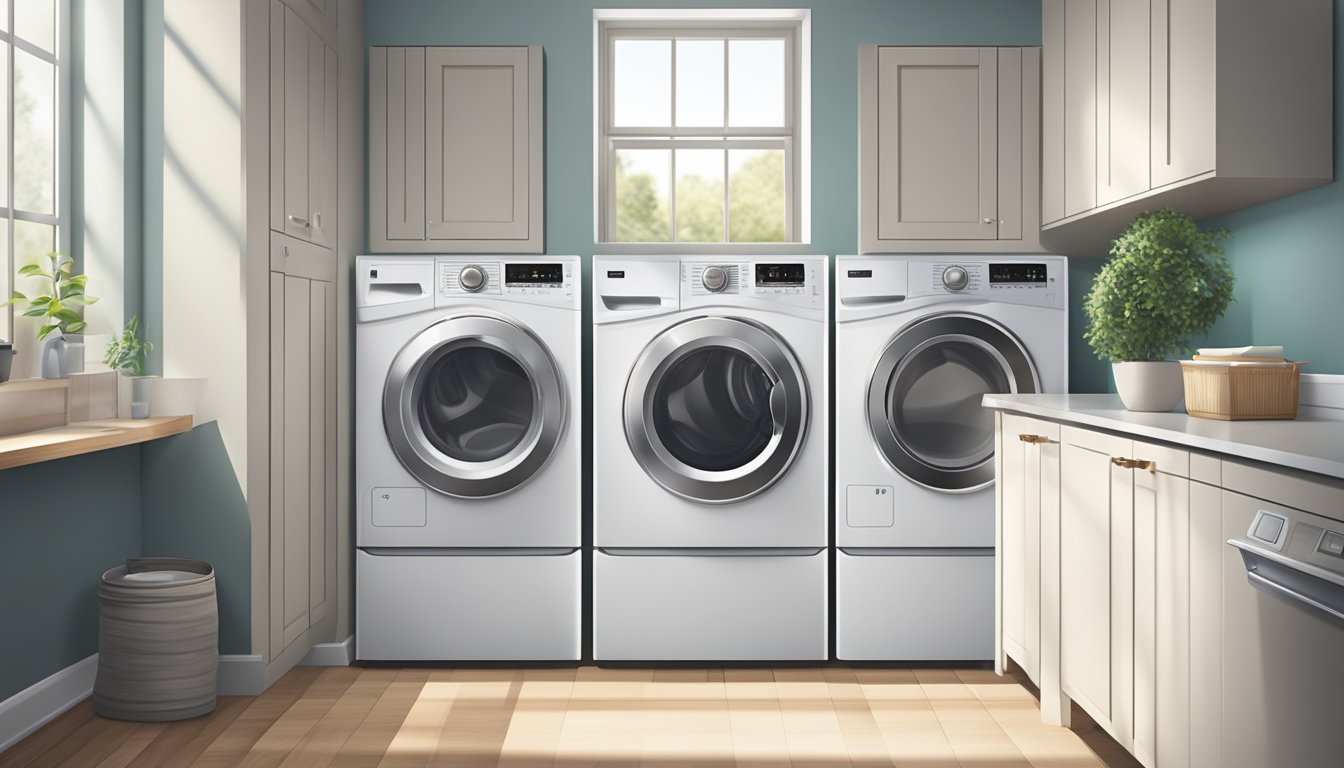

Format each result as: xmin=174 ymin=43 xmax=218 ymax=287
xmin=625 ymin=316 xmax=809 ymax=504
xmin=383 ymin=315 xmax=566 ymax=498
xmin=868 ymin=313 xmax=1037 ymax=492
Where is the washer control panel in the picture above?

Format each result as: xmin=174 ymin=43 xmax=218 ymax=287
xmin=904 ymin=259 xmax=1063 ymax=308
xmin=436 ymin=259 xmax=577 ymax=306
xmin=686 ymin=261 xmax=821 ymax=298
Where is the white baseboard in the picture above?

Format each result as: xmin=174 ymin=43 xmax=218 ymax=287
xmin=300 ymin=636 xmax=354 ymax=667
xmin=0 ymin=654 xmax=98 ymax=753
xmin=1301 ymin=373 xmax=1344 ymax=411
xmin=217 ymin=655 xmax=264 ymax=696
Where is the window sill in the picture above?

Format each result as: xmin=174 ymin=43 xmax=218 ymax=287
xmin=0 ymin=416 xmax=194 ymax=471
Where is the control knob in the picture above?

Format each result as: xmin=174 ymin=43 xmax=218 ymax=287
xmin=942 ymin=265 xmax=969 ymax=291
xmin=702 ymin=265 xmax=729 ymax=293
xmin=458 ymin=265 xmax=486 ymax=292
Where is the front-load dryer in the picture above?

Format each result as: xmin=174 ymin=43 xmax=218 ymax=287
xmin=355 ymin=255 xmax=580 ymax=661
xmin=834 ymin=255 xmax=1067 ymax=661
xmin=592 ymin=255 xmax=829 ymax=661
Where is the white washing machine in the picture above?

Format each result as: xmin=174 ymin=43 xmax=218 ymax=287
xmin=354 ymin=255 xmax=580 ymax=661
xmin=592 ymin=255 xmax=829 ymax=661
xmin=834 ymin=255 xmax=1067 ymax=661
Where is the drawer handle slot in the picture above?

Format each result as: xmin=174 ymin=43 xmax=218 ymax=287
xmin=1018 ymin=434 xmax=1050 ymax=444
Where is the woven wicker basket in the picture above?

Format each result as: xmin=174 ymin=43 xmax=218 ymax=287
xmin=1179 ymin=359 xmax=1302 ymax=420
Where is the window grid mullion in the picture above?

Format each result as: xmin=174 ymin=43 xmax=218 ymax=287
xmin=668 ymin=143 xmax=677 ymax=243
xmin=721 ymin=145 xmax=729 ymax=243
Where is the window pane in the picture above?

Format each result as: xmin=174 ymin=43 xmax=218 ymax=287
xmin=675 ymin=40 xmax=723 ymax=127
xmin=15 ymin=0 xmax=56 ymax=54
xmin=728 ymin=149 xmax=786 ymax=242
xmin=614 ymin=149 xmax=670 ymax=242
xmin=0 ymin=220 xmax=8 ymax=342
xmin=0 ymin=42 xmax=9 ymax=209
xmin=675 ymin=149 xmax=724 ymax=242
xmin=728 ymin=40 xmax=785 ymax=127
xmin=0 ymin=0 xmax=8 ymax=32
xmin=13 ymin=219 xmax=54 ymax=270
xmin=14 ymin=49 xmax=56 ymax=215
xmin=614 ymin=40 xmax=670 ymax=127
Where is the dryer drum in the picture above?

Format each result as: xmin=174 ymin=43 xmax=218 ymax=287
xmin=384 ymin=315 xmax=567 ymax=498
xmin=867 ymin=313 xmax=1038 ymax=493
xmin=624 ymin=315 xmax=809 ymax=504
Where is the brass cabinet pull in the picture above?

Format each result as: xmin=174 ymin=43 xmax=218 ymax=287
xmin=1018 ymin=434 xmax=1049 ymax=444
xmin=1111 ymin=456 xmax=1155 ymax=471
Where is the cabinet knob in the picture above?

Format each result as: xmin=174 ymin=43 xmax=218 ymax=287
xmin=1018 ymin=434 xmax=1049 ymax=444
xmin=1111 ymin=456 xmax=1155 ymax=471
xmin=983 ymin=217 xmax=996 ymax=224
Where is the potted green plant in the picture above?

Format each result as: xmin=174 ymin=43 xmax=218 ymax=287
xmin=104 ymin=315 xmax=156 ymax=419
xmin=3 ymin=251 xmax=97 ymax=379
xmin=1083 ymin=208 xmax=1234 ymax=411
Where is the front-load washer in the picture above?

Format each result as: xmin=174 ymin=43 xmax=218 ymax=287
xmin=354 ymin=255 xmax=581 ymax=661
xmin=834 ymin=255 xmax=1067 ymax=661
xmin=592 ymin=255 xmax=829 ymax=661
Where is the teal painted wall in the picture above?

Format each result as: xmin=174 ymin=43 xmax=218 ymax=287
xmin=141 ymin=423 xmax=252 ymax=656
xmin=364 ymin=0 xmax=1043 ymax=258
xmin=0 ymin=448 xmax=142 ymax=700
xmin=1069 ymin=0 xmax=1344 ymax=393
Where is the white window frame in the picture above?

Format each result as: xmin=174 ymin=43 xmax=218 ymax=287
xmin=594 ymin=8 xmax=810 ymax=253
xmin=1 ymin=0 xmax=71 ymax=341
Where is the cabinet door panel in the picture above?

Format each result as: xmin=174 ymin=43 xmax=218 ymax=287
xmin=1134 ymin=468 xmax=1192 ymax=767
xmin=1063 ymin=0 xmax=1097 ymax=217
xmin=875 ymin=47 xmax=997 ymax=240
xmin=309 ymin=42 xmax=337 ymax=249
xmin=1097 ymin=0 xmax=1150 ymax=206
xmin=996 ymin=48 xmax=1024 ymax=242
xmin=282 ymin=6 xmax=310 ymax=241
xmin=425 ymin=47 xmax=531 ymax=241
xmin=308 ymin=280 xmax=330 ymax=625
xmin=1060 ymin=426 xmax=1133 ymax=736
xmin=1152 ymin=0 xmax=1216 ymax=186
xmin=1188 ymin=481 xmax=1223 ymax=768
xmin=1000 ymin=415 xmax=1030 ymax=662
xmin=1041 ymin=0 xmax=1065 ymax=224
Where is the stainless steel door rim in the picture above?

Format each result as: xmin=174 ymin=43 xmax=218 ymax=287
xmin=867 ymin=313 xmax=1037 ymax=493
xmin=624 ymin=316 xmax=809 ymax=504
xmin=384 ymin=314 xmax=566 ymax=498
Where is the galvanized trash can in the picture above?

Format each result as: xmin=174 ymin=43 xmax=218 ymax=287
xmin=94 ymin=558 xmax=219 ymax=721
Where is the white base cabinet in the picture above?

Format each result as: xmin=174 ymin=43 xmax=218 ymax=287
xmin=995 ymin=413 xmax=1344 ymax=767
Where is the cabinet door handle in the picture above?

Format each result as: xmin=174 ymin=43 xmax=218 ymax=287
xmin=312 ymin=212 xmax=322 ymax=229
xmin=983 ymin=217 xmax=996 ymax=224
xmin=287 ymin=214 xmax=311 ymax=228
xmin=1111 ymin=456 xmax=1155 ymax=471
xmin=1018 ymin=434 xmax=1050 ymax=444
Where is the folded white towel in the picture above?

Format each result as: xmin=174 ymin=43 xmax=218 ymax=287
xmin=1196 ymin=345 xmax=1284 ymax=358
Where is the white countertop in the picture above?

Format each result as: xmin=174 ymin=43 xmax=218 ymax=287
xmin=982 ymin=393 xmax=1344 ymax=480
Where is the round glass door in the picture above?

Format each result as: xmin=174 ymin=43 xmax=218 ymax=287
xmin=384 ymin=315 xmax=566 ymax=498
xmin=868 ymin=314 xmax=1037 ymax=492
xmin=625 ymin=316 xmax=809 ymax=504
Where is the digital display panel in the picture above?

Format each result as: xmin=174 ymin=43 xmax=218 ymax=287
xmin=506 ymin=263 xmax=564 ymax=285
xmin=989 ymin=263 xmax=1048 ymax=284
xmin=847 ymin=269 xmax=873 ymax=278
xmin=756 ymin=263 xmax=806 ymax=286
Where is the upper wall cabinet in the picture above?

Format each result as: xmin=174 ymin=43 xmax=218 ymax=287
xmin=369 ymin=46 xmax=544 ymax=254
xmin=858 ymin=46 xmax=1042 ymax=254
xmin=1041 ymin=0 xmax=1333 ymax=256
xmin=270 ymin=1 xmax=338 ymax=250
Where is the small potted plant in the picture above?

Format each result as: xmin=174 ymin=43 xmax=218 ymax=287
xmin=3 ymin=251 xmax=97 ymax=378
xmin=104 ymin=315 xmax=156 ymax=419
xmin=1084 ymin=208 xmax=1234 ymax=411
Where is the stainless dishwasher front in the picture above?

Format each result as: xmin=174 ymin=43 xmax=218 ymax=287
xmin=1223 ymin=489 xmax=1344 ymax=768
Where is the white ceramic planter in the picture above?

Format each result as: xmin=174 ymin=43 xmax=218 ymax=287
xmin=1113 ymin=361 xmax=1185 ymax=412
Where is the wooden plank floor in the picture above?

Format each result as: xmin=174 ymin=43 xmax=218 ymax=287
xmin=0 ymin=666 xmax=1141 ymax=767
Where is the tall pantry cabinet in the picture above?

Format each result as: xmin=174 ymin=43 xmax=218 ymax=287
xmin=243 ymin=0 xmax=362 ymax=688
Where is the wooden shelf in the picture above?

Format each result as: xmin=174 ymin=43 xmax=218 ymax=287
xmin=0 ymin=416 xmax=194 ymax=471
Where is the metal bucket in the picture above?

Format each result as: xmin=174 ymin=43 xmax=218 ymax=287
xmin=94 ymin=558 xmax=218 ymax=721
